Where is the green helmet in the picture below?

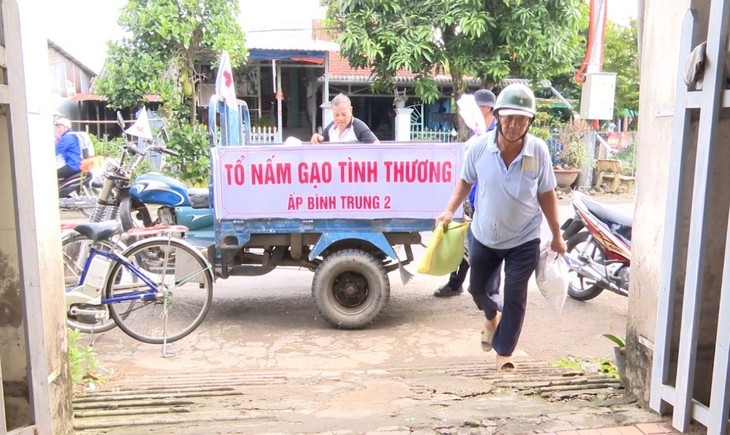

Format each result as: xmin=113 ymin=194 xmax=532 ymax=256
xmin=494 ymin=83 xmax=536 ymax=118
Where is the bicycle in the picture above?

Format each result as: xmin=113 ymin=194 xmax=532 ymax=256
xmin=64 ymin=221 xmax=214 ymax=350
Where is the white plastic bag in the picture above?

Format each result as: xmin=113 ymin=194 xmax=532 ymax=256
xmin=535 ymin=242 xmax=569 ymax=314
xmin=456 ymin=94 xmax=487 ymax=136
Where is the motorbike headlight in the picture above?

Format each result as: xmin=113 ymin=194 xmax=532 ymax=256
xmin=104 ymin=158 xmax=120 ymax=173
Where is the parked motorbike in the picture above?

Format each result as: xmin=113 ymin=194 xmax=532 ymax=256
xmin=560 ymin=191 xmax=632 ymax=300
xmin=58 ymin=157 xmax=104 ymax=218
xmin=119 ymin=173 xmax=214 ymax=243
xmin=116 ymin=114 xmax=214 ymax=243
xmin=84 ymin=113 xmax=178 ymax=223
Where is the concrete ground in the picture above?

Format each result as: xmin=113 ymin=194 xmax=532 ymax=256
xmin=63 ymin=192 xmax=706 ymax=434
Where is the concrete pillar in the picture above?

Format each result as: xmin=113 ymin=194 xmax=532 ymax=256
xmin=1 ymin=0 xmax=73 ymax=432
xmin=394 ymin=108 xmax=413 ymax=142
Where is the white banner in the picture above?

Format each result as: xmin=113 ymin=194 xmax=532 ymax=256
xmin=212 ymin=142 xmax=464 ymax=220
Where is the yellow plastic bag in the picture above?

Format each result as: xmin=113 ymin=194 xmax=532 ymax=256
xmin=417 ymin=222 xmax=469 ymax=276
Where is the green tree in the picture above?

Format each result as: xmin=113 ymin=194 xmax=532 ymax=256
xmin=325 ymin=0 xmax=586 ymax=138
xmin=95 ymin=0 xmax=248 ymax=125
xmin=603 ymin=19 xmax=639 ymax=128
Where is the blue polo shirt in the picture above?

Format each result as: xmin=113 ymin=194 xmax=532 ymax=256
xmin=461 ymin=130 xmax=556 ymax=249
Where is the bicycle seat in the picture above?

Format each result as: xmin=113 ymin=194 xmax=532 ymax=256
xmin=74 ymin=221 xmax=122 ymax=242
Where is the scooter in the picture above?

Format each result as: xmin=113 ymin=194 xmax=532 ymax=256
xmin=560 ymin=191 xmax=632 ymax=301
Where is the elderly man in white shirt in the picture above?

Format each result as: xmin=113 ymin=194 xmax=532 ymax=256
xmin=311 ymin=94 xmax=380 ymax=144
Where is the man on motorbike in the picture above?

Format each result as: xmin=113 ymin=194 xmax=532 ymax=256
xmin=55 ymin=117 xmax=81 ymax=180
xmin=436 ymin=83 xmax=566 ymax=371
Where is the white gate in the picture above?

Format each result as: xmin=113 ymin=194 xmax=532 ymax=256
xmin=408 ymin=103 xmax=456 ymax=142
xmin=651 ymin=4 xmax=730 ymax=434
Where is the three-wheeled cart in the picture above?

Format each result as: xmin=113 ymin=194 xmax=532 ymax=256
xmin=205 ymin=95 xmax=463 ymax=329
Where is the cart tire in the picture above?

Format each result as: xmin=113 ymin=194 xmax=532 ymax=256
xmin=312 ymin=249 xmax=390 ymax=330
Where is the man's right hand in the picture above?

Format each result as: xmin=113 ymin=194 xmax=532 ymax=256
xmin=310 ymin=133 xmax=324 ymax=144
xmin=435 ymin=209 xmax=454 ymax=229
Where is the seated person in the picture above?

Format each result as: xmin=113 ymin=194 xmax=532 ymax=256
xmin=55 ymin=117 xmax=81 ymax=180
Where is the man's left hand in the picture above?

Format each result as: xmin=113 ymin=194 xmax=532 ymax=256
xmin=551 ymin=237 xmax=566 ymax=255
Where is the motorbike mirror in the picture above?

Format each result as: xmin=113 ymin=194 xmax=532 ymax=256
xmin=116 ymin=112 xmax=125 ymax=129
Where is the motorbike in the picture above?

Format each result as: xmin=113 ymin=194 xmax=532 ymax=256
xmin=560 ymin=191 xmax=632 ymax=301
xmin=116 ymin=118 xmax=214 ymax=243
xmin=58 ymin=157 xmax=104 ymax=218
xmin=81 ymin=113 xmax=179 ymax=224
xmin=119 ymin=173 xmax=214 ymax=243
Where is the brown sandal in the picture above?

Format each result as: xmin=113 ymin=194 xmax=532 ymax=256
xmin=481 ymin=322 xmax=494 ymax=352
xmin=496 ymin=355 xmax=516 ymax=371
xmin=481 ymin=314 xmax=500 ymax=352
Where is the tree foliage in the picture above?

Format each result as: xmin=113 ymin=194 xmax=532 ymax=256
xmin=603 ymin=19 xmax=639 ymax=126
xmin=325 ymin=0 xmax=586 ymax=136
xmin=95 ymin=0 xmax=248 ymax=124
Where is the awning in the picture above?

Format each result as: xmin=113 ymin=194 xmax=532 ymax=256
xmin=248 ymin=50 xmax=326 ymax=63
xmin=70 ymin=93 xmax=161 ymax=102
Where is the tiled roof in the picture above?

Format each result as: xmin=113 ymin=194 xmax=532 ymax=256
xmin=325 ymin=51 xmax=481 ymax=85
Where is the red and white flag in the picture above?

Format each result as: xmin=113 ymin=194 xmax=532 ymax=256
xmin=215 ymin=50 xmax=237 ymax=107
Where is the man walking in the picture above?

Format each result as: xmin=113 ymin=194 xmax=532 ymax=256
xmin=436 ymin=83 xmax=565 ymax=371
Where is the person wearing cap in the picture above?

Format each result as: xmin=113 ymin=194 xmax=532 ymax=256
xmin=311 ymin=93 xmax=380 ymax=144
xmin=54 ymin=117 xmax=82 ymax=180
xmin=434 ymin=89 xmax=497 ymax=297
xmin=435 ymin=83 xmax=565 ymax=371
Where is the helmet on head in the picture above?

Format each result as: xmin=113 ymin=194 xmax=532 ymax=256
xmin=54 ymin=117 xmax=72 ymax=129
xmin=494 ymin=83 xmax=536 ymax=118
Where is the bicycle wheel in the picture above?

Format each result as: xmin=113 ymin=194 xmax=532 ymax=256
xmin=62 ymin=232 xmax=123 ymax=334
xmin=105 ymin=237 xmax=213 ymax=344
xmin=79 ymin=192 xmax=101 ymax=218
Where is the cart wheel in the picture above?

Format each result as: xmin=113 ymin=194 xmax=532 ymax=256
xmin=312 ymin=249 xmax=390 ymax=329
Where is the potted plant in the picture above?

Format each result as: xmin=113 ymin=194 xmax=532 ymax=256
xmin=602 ymin=333 xmax=626 ymax=380
xmin=553 ymin=119 xmax=594 ymax=188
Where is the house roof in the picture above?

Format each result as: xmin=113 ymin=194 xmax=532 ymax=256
xmin=245 ymin=28 xmax=339 ymax=61
xmin=324 ymin=51 xmax=482 ymax=86
xmin=47 ymin=39 xmax=97 ymax=76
